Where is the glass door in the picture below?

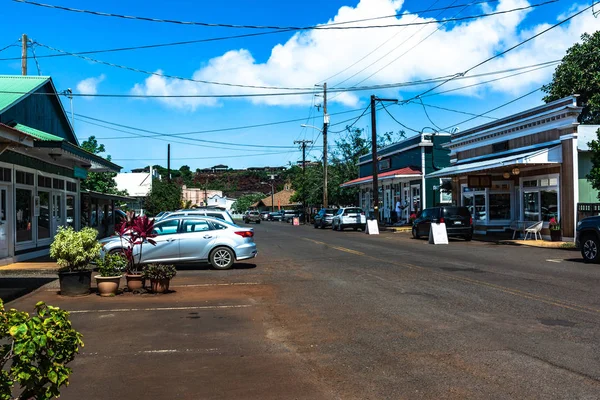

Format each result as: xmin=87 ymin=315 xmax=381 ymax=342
xmin=52 ymin=192 xmax=64 ymax=234
xmin=0 ymin=187 xmax=8 ymax=258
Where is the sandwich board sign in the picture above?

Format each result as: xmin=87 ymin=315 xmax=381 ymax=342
xmin=292 ymin=217 xmax=300 ymax=226
xmin=366 ymin=219 xmax=379 ymax=235
xmin=429 ymin=223 xmax=448 ymax=244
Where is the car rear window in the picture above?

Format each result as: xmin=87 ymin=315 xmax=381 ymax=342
xmin=325 ymin=209 xmax=336 ymax=214
xmin=207 ymin=213 xmax=225 ymax=220
xmin=442 ymin=207 xmax=471 ymax=218
xmin=346 ymin=208 xmax=362 ymax=214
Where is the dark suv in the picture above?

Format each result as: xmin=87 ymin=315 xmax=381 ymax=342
xmin=313 ymin=208 xmax=337 ymax=229
xmin=412 ymin=206 xmax=473 ymax=240
xmin=576 ymin=216 xmax=600 ymax=262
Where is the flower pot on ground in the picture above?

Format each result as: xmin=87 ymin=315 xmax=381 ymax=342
xmin=549 ymin=217 xmax=562 ymax=242
xmin=142 ymin=264 xmax=177 ymax=294
xmin=50 ymin=226 xmax=101 ymax=296
xmin=115 ymin=212 xmax=158 ymax=291
xmin=95 ymin=253 xmax=126 ymax=297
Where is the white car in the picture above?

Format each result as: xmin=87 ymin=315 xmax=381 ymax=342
xmin=332 ymin=207 xmax=367 ymax=231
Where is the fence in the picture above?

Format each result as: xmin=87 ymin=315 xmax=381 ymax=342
xmin=577 ymin=203 xmax=600 ymax=222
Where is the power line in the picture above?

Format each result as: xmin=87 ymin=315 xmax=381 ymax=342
xmin=0 ymin=40 xmax=18 ymax=54
xmin=380 ymin=102 xmax=422 ymax=134
xmin=417 ymin=98 xmax=443 ymax=131
xmin=405 ymin=2 xmax=598 ymax=103
xmin=14 ymin=0 xmax=550 ymax=30
xmin=112 ymin=151 xmax=297 ymax=162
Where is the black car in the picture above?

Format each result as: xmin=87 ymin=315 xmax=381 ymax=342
xmin=576 ymin=216 xmax=600 ymax=262
xmin=268 ymin=212 xmax=283 ymax=221
xmin=313 ymin=208 xmax=337 ymax=229
xmin=283 ymin=210 xmax=304 ymax=223
xmin=412 ymin=206 xmax=473 ymax=241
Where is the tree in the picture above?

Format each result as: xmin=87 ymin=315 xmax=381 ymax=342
xmin=80 ymin=136 xmax=127 ymax=195
xmin=145 ymin=179 xmax=182 ymax=216
xmin=232 ymin=193 xmax=265 ymax=213
xmin=542 ymin=31 xmax=600 ymax=124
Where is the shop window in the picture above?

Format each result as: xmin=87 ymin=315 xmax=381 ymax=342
xmin=16 ymin=171 xmax=34 ymax=185
xmin=66 ymin=181 xmax=77 ymax=192
xmin=37 ymin=191 xmax=50 ymax=240
xmin=489 ymin=193 xmax=511 ymax=220
xmin=53 ymin=179 xmax=65 ymax=190
xmin=521 ymin=175 xmax=559 ymax=222
xmin=0 ymin=168 xmax=11 ymax=183
xmin=523 ymin=192 xmax=540 ymax=221
xmin=66 ymin=195 xmax=75 ymax=228
xmin=541 ymin=190 xmax=558 ymax=222
xmin=522 ymin=180 xmax=537 ymax=188
xmin=38 ymin=176 xmax=52 ymax=188
xmin=16 ymin=188 xmax=32 ymax=243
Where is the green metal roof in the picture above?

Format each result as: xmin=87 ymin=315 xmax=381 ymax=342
xmin=13 ymin=123 xmax=63 ymax=141
xmin=0 ymin=75 xmax=50 ymax=114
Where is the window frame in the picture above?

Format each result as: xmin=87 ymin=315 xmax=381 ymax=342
xmin=519 ymin=173 xmax=559 ymax=226
xmin=180 ymin=219 xmax=213 ymax=234
xmin=153 ymin=219 xmax=181 ymax=236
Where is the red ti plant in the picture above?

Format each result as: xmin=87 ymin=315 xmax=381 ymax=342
xmin=116 ymin=211 xmax=157 ymax=274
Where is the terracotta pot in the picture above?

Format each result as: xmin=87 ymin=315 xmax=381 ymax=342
xmin=550 ymin=230 xmax=562 ymax=242
xmin=126 ymin=274 xmax=144 ymax=291
xmin=95 ymin=275 xmax=122 ymax=297
xmin=150 ymin=278 xmax=170 ymax=293
xmin=58 ymin=270 xmax=92 ymax=296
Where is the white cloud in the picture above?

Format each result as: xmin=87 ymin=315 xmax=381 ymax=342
xmin=76 ymin=74 xmax=105 ymax=98
xmin=130 ymin=0 xmax=600 ymax=110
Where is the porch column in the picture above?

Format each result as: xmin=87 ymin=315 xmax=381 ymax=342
xmin=560 ymin=134 xmax=578 ymax=240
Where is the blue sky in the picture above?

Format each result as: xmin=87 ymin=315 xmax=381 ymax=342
xmin=0 ymin=0 xmax=597 ymax=172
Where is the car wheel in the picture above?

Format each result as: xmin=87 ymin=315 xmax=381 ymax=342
xmin=314 ymin=222 xmax=318 ymax=229
xmin=353 ymin=227 xmax=358 ymax=231
xmin=210 ymin=247 xmax=235 ymax=270
xmin=412 ymin=227 xmax=420 ymax=239
xmin=581 ymin=234 xmax=600 ymax=263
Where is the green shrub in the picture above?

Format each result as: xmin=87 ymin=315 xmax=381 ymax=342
xmin=50 ymin=226 xmax=101 ymax=272
xmin=0 ymin=300 xmax=83 ymax=399
xmin=96 ymin=253 xmax=127 ymax=277
xmin=142 ymin=264 xmax=177 ymax=280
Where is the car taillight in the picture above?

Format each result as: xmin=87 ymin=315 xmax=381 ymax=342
xmin=469 ymin=217 xmax=473 ymax=225
xmin=361 ymin=212 xmax=365 ymax=215
xmin=235 ymin=231 xmax=254 ymax=238
xmin=439 ymin=217 xmax=445 ymax=224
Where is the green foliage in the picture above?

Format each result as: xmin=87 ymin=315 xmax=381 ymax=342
xmin=145 ymin=179 xmax=182 ymax=216
xmin=0 ymin=300 xmax=83 ymax=400
xmin=232 ymin=193 xmax=265 ymax=213
xmin=142 ymin=264 xmax=177 ymax=280
xmin=96 ymin=253 xmax=126 ymax=277
xmin=80 ymin=136 xmax=128 ymax=196
xmin=585 ymin=129 xmax=600 ymax=200
xmin=542 ymin=32 xmax=600 ymax=124
xmin=50 ymin=226 xmax=101 ymax=272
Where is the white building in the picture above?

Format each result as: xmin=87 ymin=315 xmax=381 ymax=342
xmin=206 ymin=194 xmax=236 ymax=211
xmin=115 ymin=167 xmax=159 ymax=214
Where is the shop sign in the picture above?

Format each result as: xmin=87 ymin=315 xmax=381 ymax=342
xmin=468 ymin=175 xmax=491 ymax=188
xmin=73 ymin=166 xmax=88 ymax=179
xmin=378 ymin=158 xmax=391 ymax=171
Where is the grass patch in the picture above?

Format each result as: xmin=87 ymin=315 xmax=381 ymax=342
xmin=560 ymin=242 xmax=576 ymax=249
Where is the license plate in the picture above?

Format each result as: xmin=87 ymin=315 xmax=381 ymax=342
xmin=454 ymin=221 xmax=462 ymax=225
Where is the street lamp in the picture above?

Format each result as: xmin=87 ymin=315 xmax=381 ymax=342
xmin=260 ymin=176 xmax=276 ymax=213
xmin=300 ymin=124 xmax=328 ymax=208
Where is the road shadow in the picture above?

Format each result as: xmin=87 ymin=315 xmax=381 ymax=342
xmin=563 ymin=258 xmax=586 ymax=264
xmin=0 ymin=277 xmax=56 ymax=303
xmin=174 ymin=262 xmax=257 ymax=271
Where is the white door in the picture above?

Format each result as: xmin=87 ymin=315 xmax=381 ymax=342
xmin=411 ymin=184 xmax=421 ymax=214
xmin=52 ymin=192 xmax=64 ymax=234
xmin=0 ymin=187 xmax=8 ymax=258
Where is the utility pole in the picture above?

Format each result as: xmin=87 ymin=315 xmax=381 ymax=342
xmin=370 ymin=96 xmax=398 ymax=223
xmin=295 ymin=139 xmax=313 ymax=223
xmin=270 ymin=174 xmax=275 ymax=213
xmin=167 ymin=144 xmax=171 ymax=183
xmin=21 ymin=34 xmax=27 ymax=76
xmin=322 ymin=82 xmax=329 ymax=207
xmin=204 ymin=177 xmax=208 ymax=207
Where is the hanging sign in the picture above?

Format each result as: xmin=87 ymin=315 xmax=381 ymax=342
xmin=429 ymin=223 xmax=448 ymax=244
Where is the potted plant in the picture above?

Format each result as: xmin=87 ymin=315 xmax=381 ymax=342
xmin=50 ymin=226 xmax=101 ymax=296
xmin=549 ymin=217 xmax=562 ymax=241
xmin=95 ymin=253 xmax=127 ymax=297
xmin=115 ymin=212 xmax=158 ymax=291
xmin=142 ymin=264 xmax=177 ymax=293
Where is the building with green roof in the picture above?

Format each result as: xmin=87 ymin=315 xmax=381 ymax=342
xmin=0 ymin=75 xmax=122 ymax=262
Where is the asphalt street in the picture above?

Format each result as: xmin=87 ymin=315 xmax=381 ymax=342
xmin=6 ymin=221 xmax=600 ymax=399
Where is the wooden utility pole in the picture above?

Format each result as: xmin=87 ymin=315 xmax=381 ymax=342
xmin=370 ymin=96 xmax=398 ymax=223
xmin=322 ymin=82 xmax=329 ymax=207
xmin=21 ymin=34 xmax=27 ymax=76
xmin=295 ymin=139 xmax=313 ymax=222
xmin=167 ymin=144 xmax=171 ymax=183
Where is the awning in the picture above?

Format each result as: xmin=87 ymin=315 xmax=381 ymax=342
xmin=427 ymin=145 xmax=562 ymax=178
xmin=341 ymin=166 xmax=421 ymax=188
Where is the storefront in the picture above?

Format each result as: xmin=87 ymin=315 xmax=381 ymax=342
xmin=428 ymin=95 xmax=599 ymax=240
xmin=341 ymin=133 xmax=451 ymax=224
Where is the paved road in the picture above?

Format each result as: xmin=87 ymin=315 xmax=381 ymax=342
xmin=7 ymin=222 xmax=600 ymax=399
xmin=247 ymin=222 xmax=600 ymax=399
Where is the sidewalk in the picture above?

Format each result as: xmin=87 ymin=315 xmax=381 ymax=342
xmin=0 ymin=255 xmax=59 ymax=275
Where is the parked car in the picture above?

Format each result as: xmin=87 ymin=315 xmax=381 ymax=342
xmin=268 ymin=212 xmax=283 ymax=221
xmin=282 ymin=210 xmax=304 ymax=223
xmin=332 ymin=207 xmax=367 ymax=231
xmin=100 ymin=216 xmax=257 ymax=270
xmin=576 ymin=216 xmax=600 ymax=262
xmin=314 ymin=208 xmax=337 ymax=229
xmin=412 ymin=206 xmax=473 ymax=241
xmin=260 ymin=211 xmax=270 ymax=221
xmin=160 ymin=209 xmax=235 ymax=225
xmin=243 ymin=210 xmax=261 ymax=224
